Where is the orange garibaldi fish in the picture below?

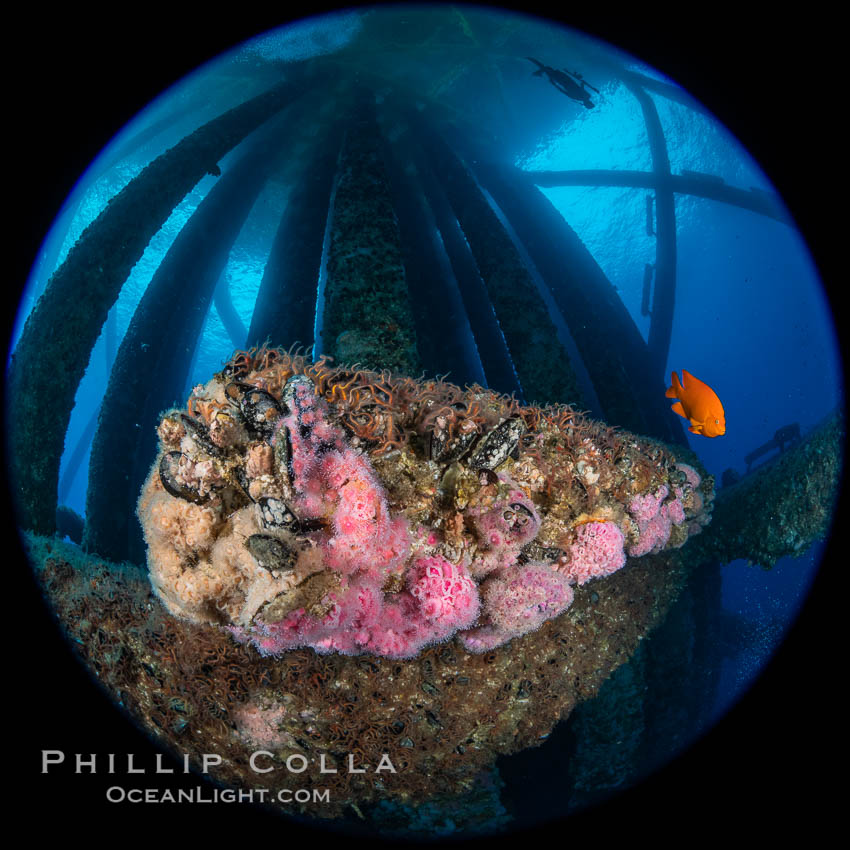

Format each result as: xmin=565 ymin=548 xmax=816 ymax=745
xmin=666 ymin=369 xmax=726 ymax=437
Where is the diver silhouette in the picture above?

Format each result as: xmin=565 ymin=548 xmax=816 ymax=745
xmin=527 ymin=57 xmax=597 ymax=109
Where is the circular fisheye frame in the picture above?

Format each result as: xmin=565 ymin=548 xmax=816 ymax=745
xmin=10 ymin=6 xmax=840 ymax=840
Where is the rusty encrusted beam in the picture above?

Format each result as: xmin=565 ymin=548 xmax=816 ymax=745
xmin=84 ymin=100 xmax=309 ymax=564
xmin=413 ymin=116 xmax=585 ymax=408
xmin=526 ymin=169 xmax=789 ymax=224
xmin=468 ymin=160 xmax=685 ymax=444
xmin=318 ymin=94 xmax=420 ymax=375
xmin=684 ymin=410 xmax=843 ymax=569
xmin=247 ymin=117 xmax=346 ymax=353
xmin=7 ymin=66 xmax=320 ymax=535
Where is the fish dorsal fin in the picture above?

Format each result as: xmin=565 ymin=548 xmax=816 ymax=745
xmin=666 ymin=371 xmax=682 ymax=398
xmin=682 ymin=369 xmax=705 ymax=391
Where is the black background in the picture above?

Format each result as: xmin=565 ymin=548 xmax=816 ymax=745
xmin=8 ymin=3 xmax=842 ymax=845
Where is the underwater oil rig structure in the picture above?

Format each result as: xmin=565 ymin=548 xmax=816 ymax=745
xmin=7 ymin=14 xmax=840 ymax=833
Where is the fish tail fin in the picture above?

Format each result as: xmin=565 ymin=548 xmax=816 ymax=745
xmin=665 ymin=371 xmax=681 ymax=398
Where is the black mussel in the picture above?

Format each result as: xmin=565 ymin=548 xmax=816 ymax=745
xmin=159 ymin=451 xmax=207 ymax=504
xmin=429 ymin=416 xmax=478 ymax=464
xmin=429 ymin=427 xmax=449 ymax=462
xmin=273 ymin=427 xmax=291 ymax=478
xmin=518 ymin=541 xmax=565 ymax=565
xmin=179 ymin=414 xmax=222 ymax=457
xmin=226 ymin=382 xmax=282 ymax=438
xmin=257 ymin=497 xmax=325 ymax=533
xmin=242 ymin=389 xmax=283 ymax=438
xmin=478 ymin=468 xmax=500 ymax=486
xmin=467 ymin=418 xmax=527 ymax=470
xmin=224 ymin=380 xmax=254 ymax=404
xmin=282 ymin=374 xmax=314 ymax=409
xmin=507 ymin=502 xmax=535 ymax=529
xmin=233 ymin=465 xmax=253 ymax=500
xmin=245 ymin=534 xmax=298 ymax=573
xmin=436 ymin=428 xmax=478 ymax=464
xmin=258 ymin=497 xmax=300 ymax=531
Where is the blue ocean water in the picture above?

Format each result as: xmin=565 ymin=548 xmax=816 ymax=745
xmin=25 ymin=59 xmax=840 ymax=519
xmin=8 ymin=5 xmax=843 ymax=831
